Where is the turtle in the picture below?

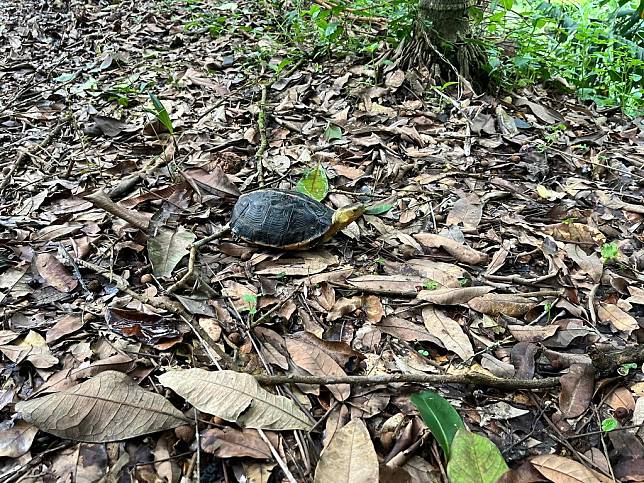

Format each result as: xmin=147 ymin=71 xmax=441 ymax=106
xmin=230 ymin=189 xmax=366 ymax=250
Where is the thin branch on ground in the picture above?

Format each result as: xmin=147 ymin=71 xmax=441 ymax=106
xmin=1 ymin=113 xmax=72 ymax=190
xmin=84 ymin=190 xmax=150 ymax=230
xmin=167 ymin=224 xmax=231 ymax=294
xmin=254 ymin=372 xmax=561 ymax=390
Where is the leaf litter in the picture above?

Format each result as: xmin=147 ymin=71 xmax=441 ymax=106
xmin=0 ymin=0 xmax=643 ymax=481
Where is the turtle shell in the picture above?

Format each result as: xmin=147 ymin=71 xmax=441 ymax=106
xmin=230 ymin=189 xmax=334 ymax=249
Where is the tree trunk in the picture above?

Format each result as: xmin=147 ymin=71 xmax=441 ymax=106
xmin=393 ymin=0 xmax=486 ymax=86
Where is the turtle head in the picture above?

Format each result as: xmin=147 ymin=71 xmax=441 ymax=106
xmin=326 ymin=203 xmax=366 ymax=239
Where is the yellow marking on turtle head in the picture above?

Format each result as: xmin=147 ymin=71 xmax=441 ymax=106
xmin=322 ymin=203 xmax=366 ymax=242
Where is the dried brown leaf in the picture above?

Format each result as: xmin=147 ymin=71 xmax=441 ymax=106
xmin=531 ymin=454 xmax=612 ymax=483
xmin=314 ymin=419 xmax=379 ymax=483
xmin=34 ymin=252 xmax=78 ymax=293
xmin=159 ymin=369 xmax=311 ymax=430
xmin=413 ymin=233 xmax=487 ymax=265
xmin=16 ymin=371 xmax=185 ymax=442
xmin=606 ymin=387 xmax=635 ymax=411
xmin=379 ymin=317 xmax=443 ymax=347
xmin=421 ymin=306 xmax=474 ymax=361
xmin=286 ymin=335 xmax=351 ymax=401
xmin=201 ymin=427 xmax=273 ymax=459
xmin=446 ymin=198 xmax=482 ymax=231
xmin=597 ymin=302 xmax=638 ymax=334
xmin=0 ymin=421 xmax=38 ymax=458
xmin=468 ymin=293 xmax=537 ymax=317
xmin=347 ymin=275 xmax=424 ymax=296
xmin=417 ymin=286 xmax=493 ymax=305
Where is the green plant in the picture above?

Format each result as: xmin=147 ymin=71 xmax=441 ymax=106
xmin=242 ymin=293 xmax=258 ymax=315
xmin=601 ymin=241 xmax=619 ymax=261
xmin=423 ymin=280 xmax=439 ymax=290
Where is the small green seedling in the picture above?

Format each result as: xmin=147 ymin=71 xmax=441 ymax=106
xmin=423 ymin=280 xmax=438 ymax=290
xmin=242 ymin=293 xmax=258 ymax=315
xmin=601 ymin=418 xmax=619 ymax=432
xmin=601 ymin=242 xmax=619 ymax=262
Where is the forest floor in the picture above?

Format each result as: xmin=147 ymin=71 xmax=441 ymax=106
xmin=1 ymin=0 xmax=643 ymax=482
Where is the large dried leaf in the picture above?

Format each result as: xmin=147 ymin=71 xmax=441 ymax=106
xmin=405 ymin=259 xmax=466 ymax=288
xmin=254 ymin=250 xmax=336 ymax=276
xmin=541 ymin=223 xmax=606 ymax=245
xmin=16 ymin=371 xmax=185 ymax=442
xmin=560 ymin=364 xmax=595 ymax=418
xmin=285 ymin=336 xmax=351 ymax=401
xmin=564 ymin=244 xmax=603 ymax=282
xmin=421 ymin=306 xmax=474 ymax=361
xmin=148 ymin=226 xmax=196 ymax=278
xmin=531 ymin=454 xmax=612 ymax=483
xmin=468 ymin=293 xmax=537 ymax=317
xmin=158 ymin=369 xmax=311 ymax=430
xmin=417 ymin=286 xmax=493 ymax=305
xmin=314 ymin=419 xmax=379 ymax=483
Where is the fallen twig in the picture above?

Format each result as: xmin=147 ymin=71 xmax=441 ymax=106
xmin=167 ymin=224 xmax=231 ymax=294
xmin=254 ymin=372 xmax=561 ymax=390
xmin=84 ymin=190 xmax=150 ymax=230
xmin=1 ymin=113 xmax=72 ymax=190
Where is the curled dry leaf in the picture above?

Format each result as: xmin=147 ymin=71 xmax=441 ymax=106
xmin=286 ymin=335 xmax=351 ymax=401
xmin=0 ymin=421 xmax=39 ymax=458
xmin=559 ymin=364 xmax=595 ymax=418
xmin=417 ymin=286 xmax=493 ymax=305
xmin=379 ymin=317 xmax=443 ymax=347
xmin=34 ymin=252 xmax=78 ymax=293
xmin=421 ymin=306 xmax=474 ymax=362
xmin=507 ymin=324 xmax=559 ymax=343
xmin=201 ymin=427 xmax=275 ymax=459
xmin=16 ymin=371 xmax=185 ymax=442
xmin=159 ymin=369 xmax=311 ymax=430
xmin=468 ymin=293 xmax=537 ymax=317
xmin=597 ymin=302 xmax=638 ymax=335
xmin=531 ymin=454 xmax=612 ymax=483
xmin=314 ymin=418 xmax=379 ymax=483
xmin=328 ymin=295 xmax=384 ymax=323
xmin=0 ymin=330 xmax=59 ymax=369
xmin=541 ymin=223 xmax=606 ymax=246
xmin=414 ymin=233 xmax=487 ymax=265
xmin=564 ymin=244 xmax=603 ymax=282
xmin=606 ymin=387 xmax=635 ymax=412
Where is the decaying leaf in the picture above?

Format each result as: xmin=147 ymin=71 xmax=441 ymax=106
xmin=417 ymin=286 xmax=493 ymax=305
xmin=16 ymin=371 xmax=185 ymax=442
xmin=201 ymin=427 xmax=275 ymax=459
xmin=597 ymin=302 xmax=638 ymax=334
xmin=314 ymin=418 xmax=379 ymax=483
xmin=446 ymin=197 xmax=483 ymax=231
xmin=559 ymin=364 xmax=595 ymax=418
xmin=159 ymin=369 xmax=312 ymax=430
xmin=34 ymin=252 xmax=78 ymax=293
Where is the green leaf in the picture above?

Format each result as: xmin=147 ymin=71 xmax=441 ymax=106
xmin=364 ymin=203 xmax=393 ymax=215
xmin=423 ymin=280 xmax=438 ymax=290
xmin=324 ymin=124 xmax=342 ymax=141
xmin=148 ymin=93 xmax=174 ymax=135
xmin=447 ymin=428 xmax=509 ymax=483
xmin=296 ymin=166 xmax=329 ymax=202
xmin=601 ymin=418 xmax=619 ymax=432
xmin=410 ymin=390 xmax=465 ymax=460
xmin=243 ymin=294 xmax=258 ymax=315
